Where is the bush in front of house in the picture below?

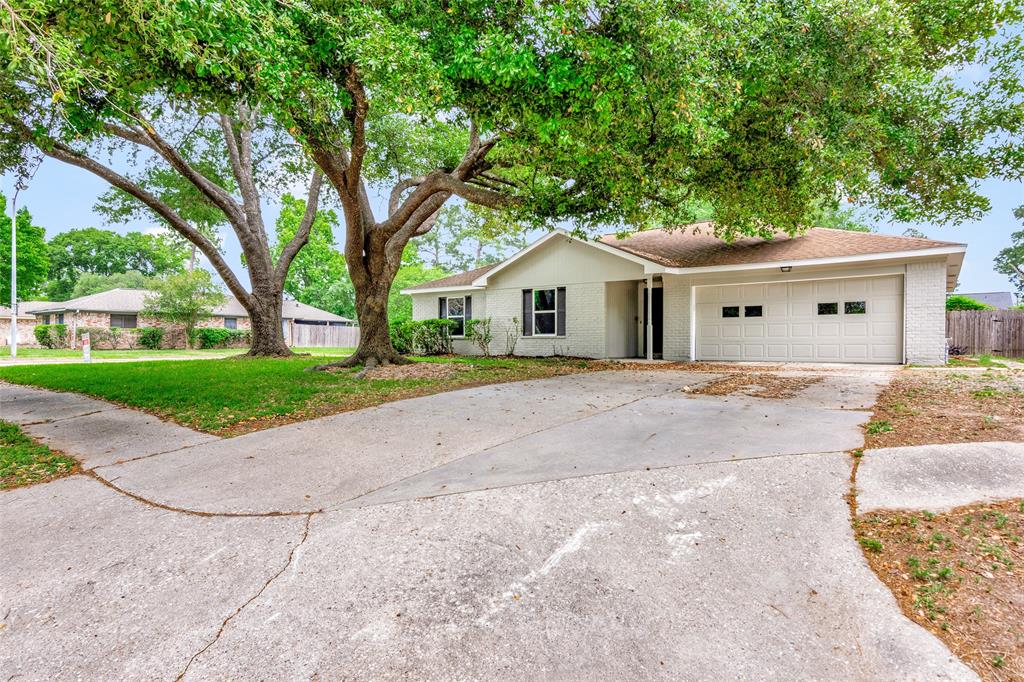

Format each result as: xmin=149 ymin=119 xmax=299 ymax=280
xmin=33 ymin=324 xmax=68 ymax=349
xmin=465 ymin=317 xmax=493 ymax=356
xmin=138 ymin=326 xmax=166 ymax=350
xmin=193 ymin=327 xmax=249 ymax=349
xmin=388 ymin=318 xmax=456 ymax=355
xmin=946 ymin=295 xmax=991 ymax=311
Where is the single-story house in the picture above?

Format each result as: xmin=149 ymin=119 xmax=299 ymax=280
xmin=31 ymin=288 xmax=352 ymax=347
xmin=403 ymin=224 xmax=966 ymax=365
xmin=951 ymin=291 xmax=1015 ymax=309
xmin=1 ymin=305 xmax=39 ymax=347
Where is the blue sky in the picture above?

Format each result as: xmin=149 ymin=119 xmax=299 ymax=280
xmin=3 ymin=160 xmax=1021 ymax=298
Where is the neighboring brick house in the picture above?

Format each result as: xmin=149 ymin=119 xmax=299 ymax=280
xmin=31 ymin=288 xmax=352 ymax=349
xmin=1 ymin=305 xmax=40 ymax=347
xmin=404 ymin=225 xmax=967 ymax=365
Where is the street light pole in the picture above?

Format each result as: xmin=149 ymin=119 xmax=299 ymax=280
xmin=8 ymin=186 xmax=16 ymax=359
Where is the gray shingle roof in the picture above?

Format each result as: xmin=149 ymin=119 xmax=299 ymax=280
xmin=30 ymin=288 xmax=351 ymax=322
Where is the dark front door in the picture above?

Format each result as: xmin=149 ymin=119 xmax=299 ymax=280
xmin=643 ymin=287 xmax=663 ymax=357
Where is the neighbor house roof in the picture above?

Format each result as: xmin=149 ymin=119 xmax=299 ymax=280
xmin=950 ymin=292 xmax=1015 ymax=309
xmin=407 ymin=224 xmax=966 ymax=292
xmin=0 ymin=305 xmax=36 ymax=319
xmin=31 ymin=288 xmax=351 ymax=322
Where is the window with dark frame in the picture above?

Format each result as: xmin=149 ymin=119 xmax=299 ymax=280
xmin=844 ymin=301 xmax=867 ymax=314
xmin=817 ymin=302 xmax=838 ymax=315
xmin=722 ymin=306 xmax=740 ymax=318
xmin=533 ymin=289 xmax=557 ymax=335
xmin=445 ymin=296 xmax=466 ymax=336
xmin=224 ymin=317 xmax=238 ymax=330
xmin=110 ymin=314 xmax=138 ymax=329
xmin=744 ymin=305 xmax=763 ymax=318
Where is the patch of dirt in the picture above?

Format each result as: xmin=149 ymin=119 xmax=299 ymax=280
xmin=866 ymin=369 xmax=1024 ymax=448
xmin=689 ymin=372 xmax=823 ymax=399
xmin=359 ymin=362 xmax=477 ymax=381
xmin=855 ymin=500 xmax=1024 ymax=681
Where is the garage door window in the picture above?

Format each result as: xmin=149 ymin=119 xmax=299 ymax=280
xmin=722 ymin=306 xmax=739 ymax=318
xmin=817 ymin=302 xmax=838 ymax=315
xmin=844 ymin=301 xmax=867 ymax=314
xmin=744 ymin=305 xmax=763 ymax=318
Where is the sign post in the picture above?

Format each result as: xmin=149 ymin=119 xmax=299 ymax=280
xmin=81 ymin=332 xmax=91 ymax=363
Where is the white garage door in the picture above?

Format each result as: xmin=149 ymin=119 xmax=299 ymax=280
xmin=695 ymin=275 xmax=903 ymax=363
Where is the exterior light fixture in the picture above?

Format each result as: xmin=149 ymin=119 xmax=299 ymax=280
xmin=780 ymin=266 xmax=792 ymax=272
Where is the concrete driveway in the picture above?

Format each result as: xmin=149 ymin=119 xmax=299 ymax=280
xmin=0 ymin=367 xmax=975 ymax=680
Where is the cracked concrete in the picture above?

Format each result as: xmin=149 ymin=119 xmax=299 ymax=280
xmin=3 ymin=365 xmax=981 ymax=680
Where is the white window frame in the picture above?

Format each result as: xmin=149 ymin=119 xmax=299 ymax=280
xmin=445 ymin=296 xmax=466 ymax=337
xmin=532 ymin=288 xmax=558 ymax=337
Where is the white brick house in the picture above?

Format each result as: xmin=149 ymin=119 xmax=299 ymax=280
xmin=404 ymin=224 xmax=965 ymax=365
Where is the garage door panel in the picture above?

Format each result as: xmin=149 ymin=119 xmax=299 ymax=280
xmin=695 ymin=275 xmax=903 ymax=364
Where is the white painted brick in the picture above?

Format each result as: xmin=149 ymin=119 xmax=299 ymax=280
xmin=662 ymin=276 xmax=692 ymax=361
xmin=904 ymin=260 xmax=947 ymax=365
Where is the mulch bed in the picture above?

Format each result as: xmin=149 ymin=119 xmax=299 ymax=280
xmin=689 ymin=371 xmax=822 ymax=399
xmin=855 ymin=500 xmax=1024 ymax=681
xmin=359 ymin=362 xmax=477 ymax=381
xmin=866 ymin=369 xmax=1024 ymax=449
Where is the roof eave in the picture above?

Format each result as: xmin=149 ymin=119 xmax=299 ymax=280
xmin=662 ymin=245 xmax=968 ymax=276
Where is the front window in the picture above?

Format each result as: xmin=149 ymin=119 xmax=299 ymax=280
xmin=533 ymin=289 xmax=557 ymax=335
xmin=224 ymin=317 xmax=238 ymax=330
xmin=445 ymin=297 xmax=465 ymax=336
xmin=56 ymin=313 xmax=65 ymax=324
xmin=110 ymin=314 xmax=137 ymax=329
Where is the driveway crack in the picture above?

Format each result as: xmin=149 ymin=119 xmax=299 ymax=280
xmin=175 ymin=513 xmax=313 ymax=680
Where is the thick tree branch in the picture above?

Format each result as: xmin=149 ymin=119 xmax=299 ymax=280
xmin=274 ymin=169 xmax=324 ymax=282
xmin=388 ymin=175 xmax=427 ymax=216
xmin=40 ymin=137 xmax=251 ymax=306
xmin=343 ymin=65 xmax=369 ymax=196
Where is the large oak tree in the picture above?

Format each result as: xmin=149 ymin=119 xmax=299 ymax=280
xmin=3 ymin=0 xmax=1023 ymax=365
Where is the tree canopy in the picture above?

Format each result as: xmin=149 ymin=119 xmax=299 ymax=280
xmin=45 ymin=228 xmax=187 ymax=300
xmin=70 ymin=270 xmax=151 ymax=298
xmin=0 ymin=194 xmax=48 ymax=305
xmin=142 ymin=270 xmax=226 ymax=348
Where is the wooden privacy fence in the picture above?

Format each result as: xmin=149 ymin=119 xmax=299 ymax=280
xmin=946 ymin=310 xmax=1024 ymax=357
xmin=288 ymin=324 xmax=360 ymax=348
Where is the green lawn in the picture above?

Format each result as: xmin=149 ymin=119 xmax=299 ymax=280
xmin=0 ymin=347 xmax=356 ymax=360
xmin=1 ymin=420 xmax=78 ymax=489
xmin=0 ymin=354 xmax=594 ymax=435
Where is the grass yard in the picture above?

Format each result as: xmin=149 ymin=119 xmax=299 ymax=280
xmin=855 ymin=501 xmax=1024 ymax=681
xmin=0 ymin=347 xmax=356 ymax=360
xmin=0 ymin=354 xmax=595 ymax=435
xmin=0 ymin=420 xmax=78 ymax=489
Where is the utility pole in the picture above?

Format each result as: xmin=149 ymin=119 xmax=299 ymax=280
xmin=8 ymin=185 xmax=16 ymax=358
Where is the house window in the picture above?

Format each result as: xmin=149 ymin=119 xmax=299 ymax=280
xmin=56 ymin=313 xmax=65 ymax=324
xmin=744 ymin=305 xmax=763 ymax=318
xmin=224 ymin=317 xmax=238 ymax=330
xmin=443 ymin=297 xmax=466 ymax=336
xmin=844 ymin=301 xmax=867 ymax=314
xmin=722 ymin=306 xmax=740 ymax=318
xmin=817 ymin=302 xmax=838 ymax=315
xmin=533 ymin=289 xmax=557 ymax=335
xmin=40 ymin=314 xmax=50 ymax=324
xmin=110 ymin=314 xmax=138 ymax=329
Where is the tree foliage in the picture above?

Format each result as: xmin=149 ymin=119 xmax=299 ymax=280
xmin=0 ymin=194 xmax=48 ymax=305
xmin=946 ymin=294 xmax=992 ymax=310
xmin=414 ymin=203 xmax=529 ymax=271
xmin=994 ymin=206 xmax=1024 ymax=297
xmin=271 ymin=194 xmax=354 ymax=320
xmin=45 ymin=228 xmax=186 ymax=300
xmin=70 ymin=270 xmax=151 ymax=298
xmin=142 ymin=270 xmax=226 ymax=348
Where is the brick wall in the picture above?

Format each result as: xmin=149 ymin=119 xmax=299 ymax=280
xmin=662 ymin=276 xmax=692 ymax=361
xmin=413 ymin=283 xmax=608 ymax=358
xmin=904 ymin=260 xmax=948 ymax=365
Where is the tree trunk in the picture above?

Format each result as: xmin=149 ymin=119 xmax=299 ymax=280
xmin=313 ymin=276 xmax=406 ymax=369
xmin=245 ymin=290 xmax=293 ymax=357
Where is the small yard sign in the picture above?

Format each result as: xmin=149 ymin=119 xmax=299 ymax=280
xmin=82 ymin=332 xmax=91 ymax=363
